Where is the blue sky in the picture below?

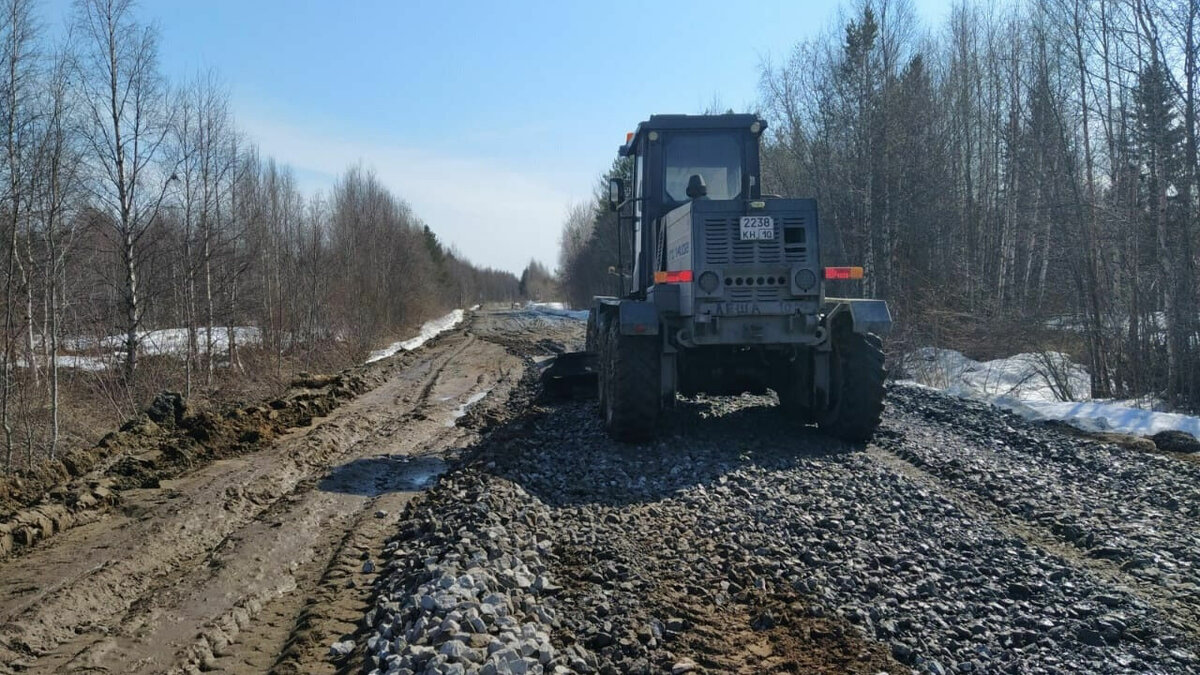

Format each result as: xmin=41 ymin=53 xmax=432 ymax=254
xmin=43 ymin=0 xmax=953 ymax=275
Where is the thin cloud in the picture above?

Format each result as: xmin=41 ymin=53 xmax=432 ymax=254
xmin=237 ymin=109 xmax=577 ymax=275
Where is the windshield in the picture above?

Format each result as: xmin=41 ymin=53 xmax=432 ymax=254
xmin=664 ymin=133 xmax=743 ymax=201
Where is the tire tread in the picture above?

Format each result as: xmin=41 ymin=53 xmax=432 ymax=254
xmin=819 ymin=331 xmax=887 ymax=442
xmin=604 ymin=321 xmax=660 ymax=442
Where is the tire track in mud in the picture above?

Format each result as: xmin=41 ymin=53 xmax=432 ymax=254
xmin=0 ymin=322 xmax=528 ymax=674
xmin=157 ymin=336 xmax=517 ymax=675
xmin=259 ymin=313 xmax=579 ymax=675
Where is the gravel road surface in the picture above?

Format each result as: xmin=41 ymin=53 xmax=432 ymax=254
xmin=2 ymin=307 xmax=1197 ymax=674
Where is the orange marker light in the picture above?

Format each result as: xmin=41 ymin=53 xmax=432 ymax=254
xmin=625 ymin=132 xmax=634 ymax=144
xmin=653 ymin=270 xmax=694 ymax=284
xmin=823 ymin=266 xmax=865 ymax=280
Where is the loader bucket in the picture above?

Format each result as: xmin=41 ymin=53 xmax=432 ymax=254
xmin=540 ymin=351 xmax=598 ymax=399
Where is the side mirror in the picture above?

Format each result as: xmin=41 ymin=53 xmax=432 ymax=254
xmin=607 ymin=178 xmax=625 ymax=211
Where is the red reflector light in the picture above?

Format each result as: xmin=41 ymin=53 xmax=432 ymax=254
xmin=653 ymin=270 xmax=694 ymax=284
xmin=823 ymin=266 xmax=864 ymax=280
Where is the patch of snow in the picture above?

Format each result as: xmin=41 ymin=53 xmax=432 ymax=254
xmin=903 ymin=348 xmax=1090 ymax=403
xmin=55 ymin=355 xmax=111 ymax=372
xmin=366 ymin=310 xmax=464 ymax=364
xmin=446 ymin=389 xmax=491 ymax=426
xmin=525 ymin=301 xmax=590 ymax=321
xmin=19 ymin=326 xmax=262 ymax=372
xmin=890 ymin=378 xmax=937 ymax=391
xmin=16 ymin=354 xmax=112 ymax=372
xmin=900 ymin=347 xmax=1200 ymax=442
xmin=996 ymin=398 xmax=1200 ymax=439
xmin=68 ymin=326 xmax=262 ymax=357
xmin=128 ymin=327 xmax=260 ymax=356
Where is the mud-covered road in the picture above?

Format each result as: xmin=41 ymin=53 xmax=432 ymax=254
xmin=2 ymin=308 xmax=1199 ymax=674
xmin=0 ymin=310 xmax=572 ymax=674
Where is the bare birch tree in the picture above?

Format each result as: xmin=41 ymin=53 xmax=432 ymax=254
xmin=0 ymin=0 xmax=35 ymax=468
xmin=72 ymin=0 xmax=174 ymax=383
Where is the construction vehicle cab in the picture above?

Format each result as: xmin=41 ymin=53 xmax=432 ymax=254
xmin=555 ymin=113 xmax=890 ymax=442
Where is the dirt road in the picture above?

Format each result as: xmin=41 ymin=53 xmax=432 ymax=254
xmin=0 ymin=310 xmax=576 ymax=674
xmin=3 ymin=307 xmax=1199 ymax=674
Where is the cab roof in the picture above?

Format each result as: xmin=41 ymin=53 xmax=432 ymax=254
xmin=619 ymin=113 xmax=766 ymax=157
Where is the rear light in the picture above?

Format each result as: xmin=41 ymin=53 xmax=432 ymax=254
xmin=823 ymin=266 xmax=864 ymax=280
xmin=653 ymin=270 xmax=693 ymax=284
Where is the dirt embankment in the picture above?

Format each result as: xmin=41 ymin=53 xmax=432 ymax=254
xmin=0 ymin=368 xmax=373 ymax=560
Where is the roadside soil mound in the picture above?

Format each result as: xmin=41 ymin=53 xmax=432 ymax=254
xmin=0 ymin=370 xmax=368 ymax=559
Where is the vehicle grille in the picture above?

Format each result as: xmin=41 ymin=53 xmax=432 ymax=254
xmin=703 ymin=216 xmax=808 ymax=266
xmin=728 ymin=286 xmax=785 ymax=301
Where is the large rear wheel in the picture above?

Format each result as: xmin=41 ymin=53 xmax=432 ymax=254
xmin=817 ymin=331 xmax=886 ymax=442
xmin=602 ymin=320 xmax=661 ymax=442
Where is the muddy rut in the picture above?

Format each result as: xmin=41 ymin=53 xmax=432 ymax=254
xmin=0 ymin=311 xmax=565 ymax=674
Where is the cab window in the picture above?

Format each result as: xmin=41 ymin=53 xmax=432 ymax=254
xmin=663 ymin=133 xmax=743 ymax=201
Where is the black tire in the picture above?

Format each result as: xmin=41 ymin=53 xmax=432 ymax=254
xmin=817 ymin=330 xmax=886 ymax=442
xmin=603 ymin=320 xmax=661 ymax=442
xmin=776 ymin=366 xmax=813 ymax=423
xmin=596 ymin=315 xmax=609 ymax=418
xmin=585 ymin=310 xmax=599 ymax=353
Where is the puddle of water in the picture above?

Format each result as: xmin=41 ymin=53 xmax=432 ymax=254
xmin=318 ymin=455 xmax=447 ymax=495
xmin=384 ymin=454 xmax=447 ymax=491
xmin=446 ymin=389 xmax=492 ymax=427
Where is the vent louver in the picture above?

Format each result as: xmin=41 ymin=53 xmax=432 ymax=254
xmin=703 ymin=216 xmax=807 ymax=266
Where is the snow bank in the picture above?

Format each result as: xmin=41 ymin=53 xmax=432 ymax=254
xmin=53 ymin=354 xmax=111 ymax=372
xmin=102 ymin=327 xmax=261 ymax=357
xmin=23 ymin=327 xmax=262 ymax=373
xmin=366 ymin=310 xmax=464 ymax=364
xmin=1001 ymin=399 xmax=1200 ymax=439
xmin=902 ymin=348 xmax=1090 ymax=403
xmin=65 ymin=327 xmax=262 ymax=357
xmin=16 ymin=354 xmax=111 ymax=373
xmin=525 ymin=301 xmax=589 ymax=321
xmin=900 ymin=347 xmax=1200 ymax=441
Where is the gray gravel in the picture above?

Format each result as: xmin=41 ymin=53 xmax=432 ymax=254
xmin=886 ymin=387 xmax=1200 ymax=613
xmin=360 ymin=384 xmax=1200 ymax=674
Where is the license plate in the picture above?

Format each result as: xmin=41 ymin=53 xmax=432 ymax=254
xmin=740 ymin=216 xmax=774 ymax=240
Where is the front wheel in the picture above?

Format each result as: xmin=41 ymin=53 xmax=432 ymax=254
xmin=817 ymin=331 xmax=886 ymax=442
xmin=602 ymin=321 xmax=661 ymax=442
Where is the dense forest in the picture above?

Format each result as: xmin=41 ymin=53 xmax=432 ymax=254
xmin=560 ymin=0 xmax=1200 ymax=412
xmin=0 ymin=0 xmax=521 ymax=470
